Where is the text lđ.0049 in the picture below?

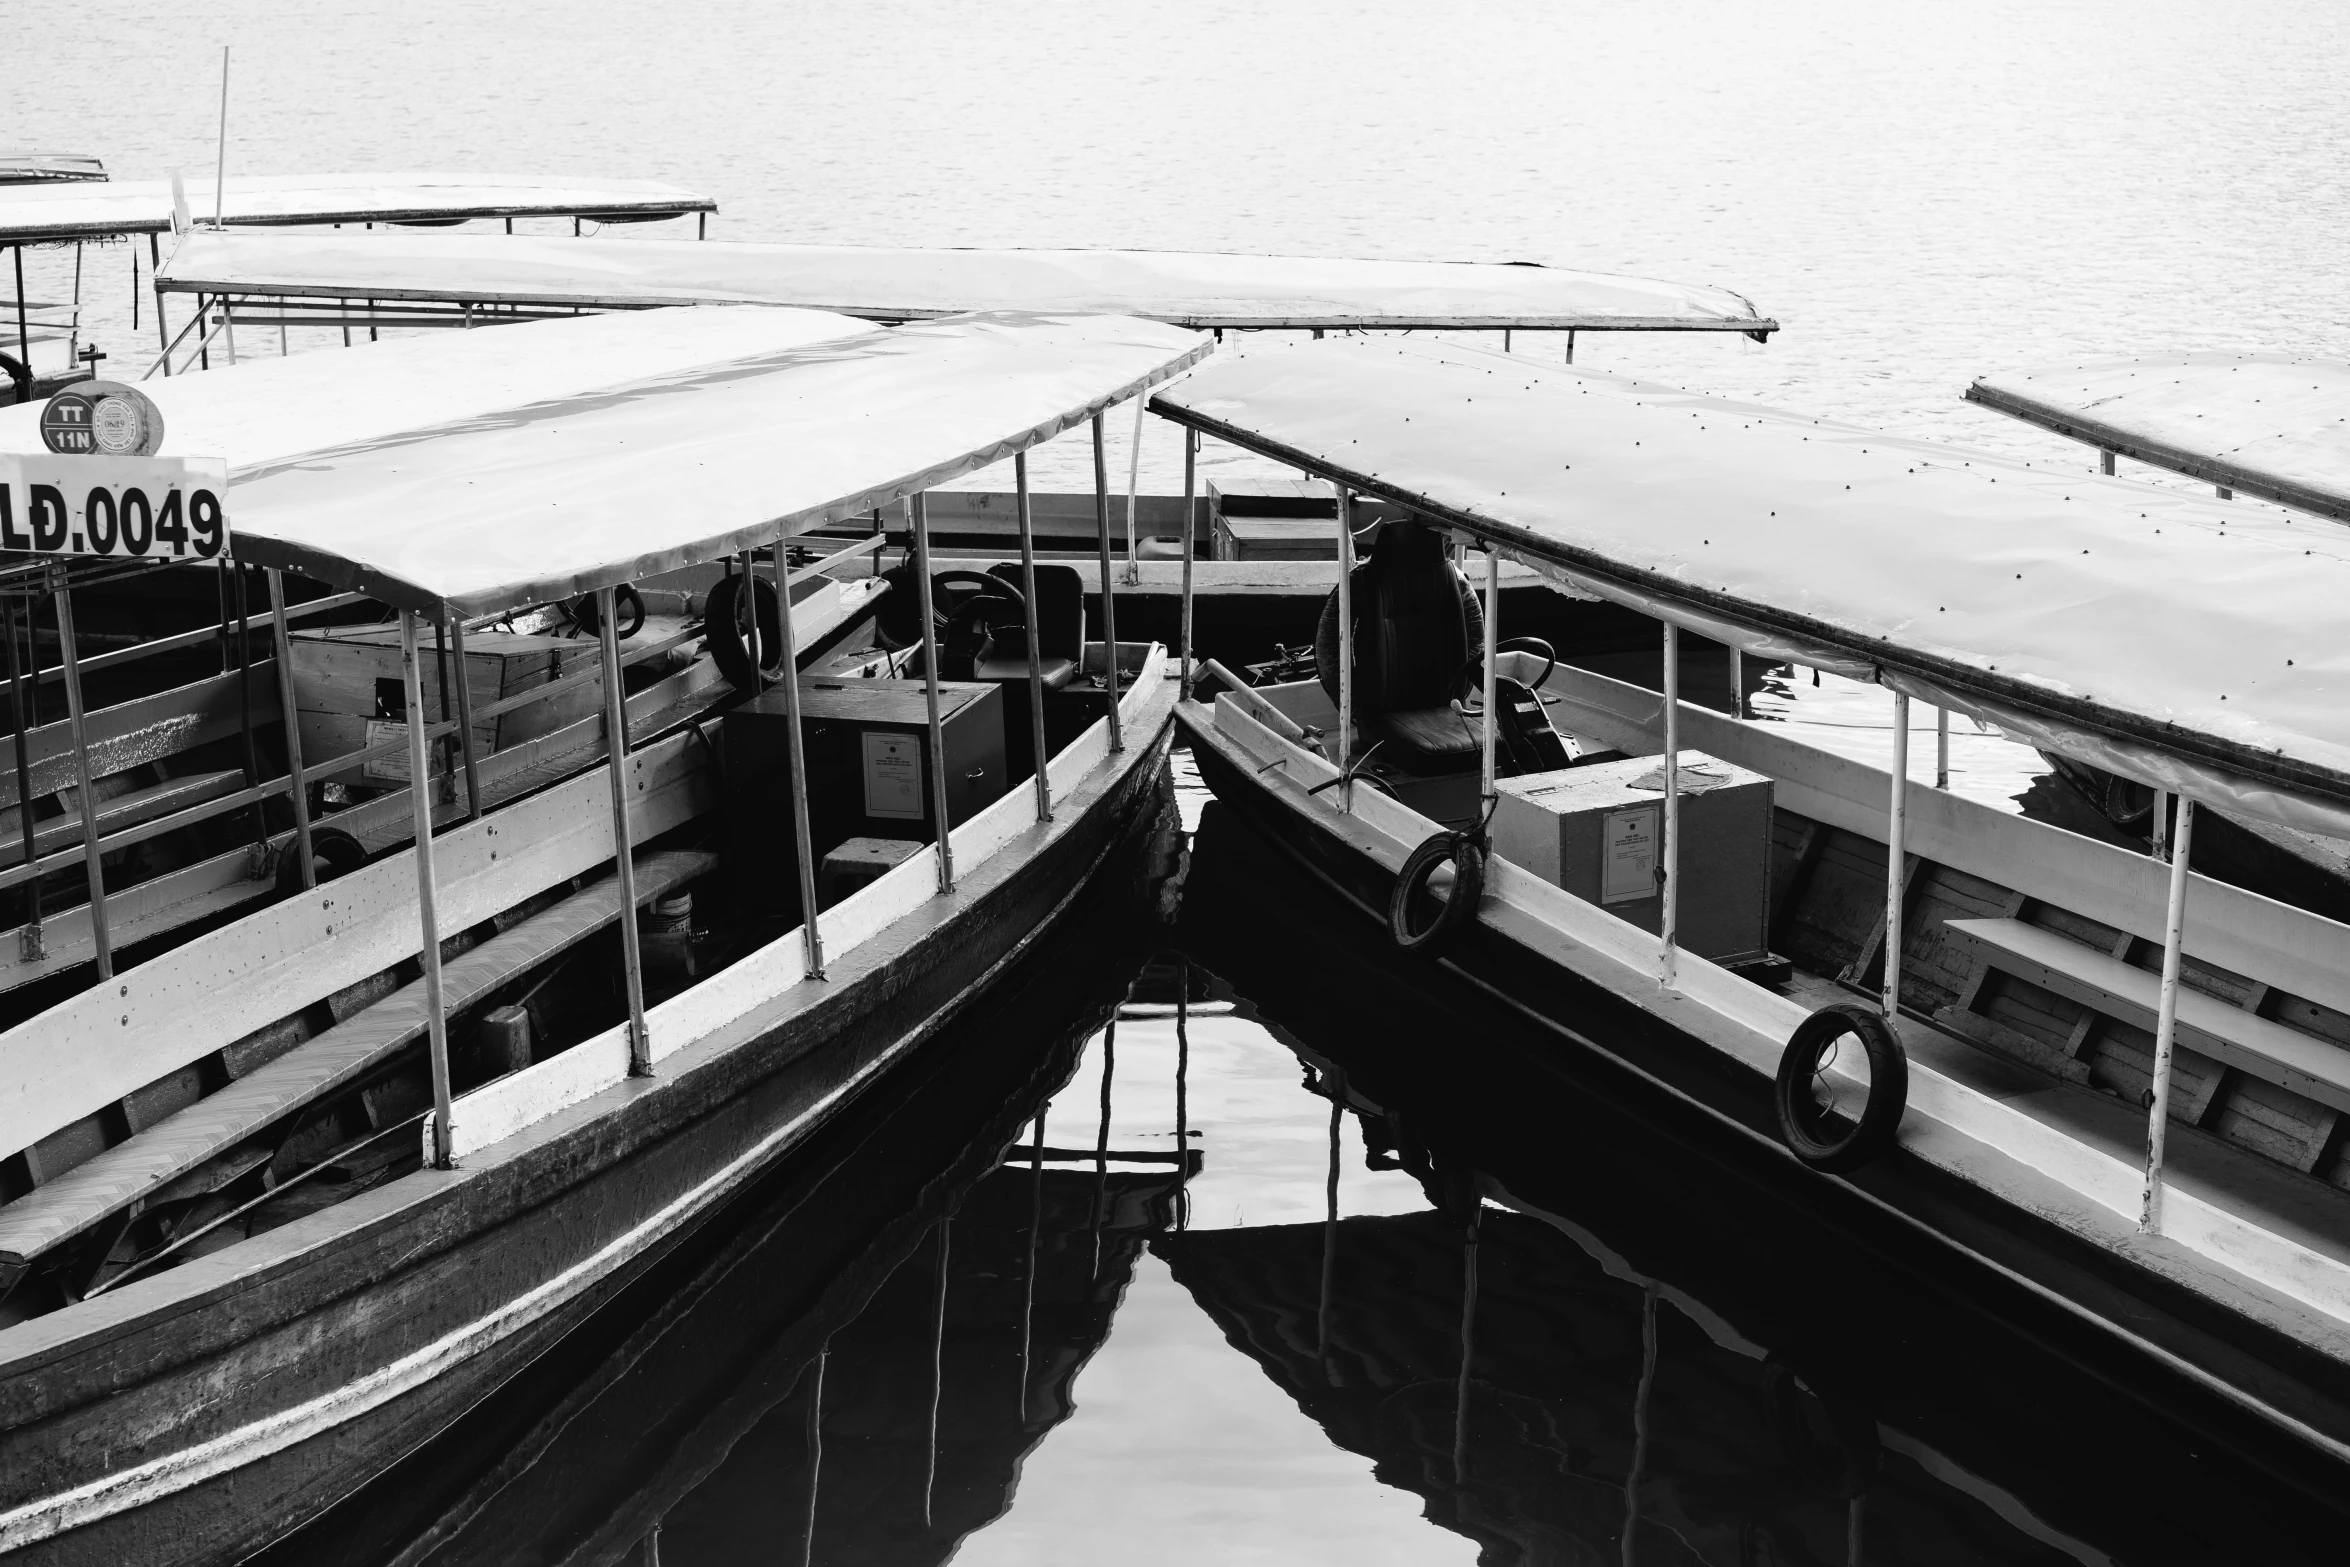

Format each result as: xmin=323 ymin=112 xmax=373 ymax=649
xmin=0 ymin=482 xmax=228 ymax=560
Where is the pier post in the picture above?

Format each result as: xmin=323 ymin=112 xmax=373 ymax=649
xmin=1015 ymin=453 xmax=1052 ymax=823
xmin=597 ymin=588 xmax=652 ymax=1074
xmin=1659 ymin=623 xmax=1680 ymax=991
xmin=2140 ymin=798 xmax=2197 ymax=1233
xmin=768 ymin=542 xmax=826 ymax=976
xmin=400 ymin=612 xmax=456 ymax=1168
xmin=911 ymin=494 xmax=958 ymax=891
xmin=53 ymin=569 xmax=111 ymax=980
xmin=267 ymin=569 xmax=316 ymax=888
xmin=1885 ymin=692 xmax=1909 ymax=1022
xmin=1091 ymin=415 xmax=1125 ymax=753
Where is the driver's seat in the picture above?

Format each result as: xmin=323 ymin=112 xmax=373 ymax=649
xmin=972 ymin=562 xmax=1083 ymax=690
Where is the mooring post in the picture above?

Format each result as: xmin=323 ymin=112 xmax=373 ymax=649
xmin=2140 ymin=798 xmax=2198 ymax=1233
xmin=911 ymin=495 xmax=957 ymax=891
xmin=53 ymin=568 xmax=111 ymax=980
xmin=1014 ymin=454 xmax=1053 ymax=823
xmin=400 ymin=612 xmax=456 ymax=1168
xmin=597 ymin=588 xmax=651 ymax=1074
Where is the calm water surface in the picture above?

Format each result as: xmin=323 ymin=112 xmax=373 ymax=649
xmin=19 ymin=8 xmax=2350 ymax=1558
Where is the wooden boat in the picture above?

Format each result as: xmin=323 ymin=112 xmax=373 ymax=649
xmin=0 ymin=303 xmax=1205 ymax=1565
xmin=1968 ymin=353 xmax=2350 ymax=915
xmin=1155 ymin=336 xmax=2350 ymax=1464
xmin=0 ymin=311 xmax=893 ymax=1006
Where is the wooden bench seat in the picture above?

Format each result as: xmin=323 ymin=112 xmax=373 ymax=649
xmin=0 ymin=769 xmax=246 ymax=869
xmin=0 ymin=847 xmax=716 ymax=1270
xmin=1945 ymin=917 xmax=2350 ymax=1115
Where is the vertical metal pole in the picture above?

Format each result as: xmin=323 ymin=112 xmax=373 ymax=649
xmin=5 ymin=597 xmax=42 ymax=953
xmin=400 ymin=612 xmax=456 ymax=1169
xmin=910 ymin=496 xmax=957 ymax=891
xmin=1659 ymin=624 xmax=1680 ymax=991
xmin=1935 ymin=707 xmax=1950 ymax=789
xmin=1015 ymin=454 xmax=1052 ymax=823
xmin=1124 ymin=391 xmax=1145 ymax=586
xmin=1179 ymin=428 xmax=1197 ymax=698
xmin=1333 ymin=488 xmax=1353 ymax=792
xmin=1480 ymin=547 xmax=1500 ymax=819
xmin=1090 ymin=415 xmax=1125 ymax=752
xmin=149 ymin=235 xmax=171 ymax=375
xmin=598 ymin=589 xmax=651 ymax=1074
xmin=1885 ymin=692 xmax=1909 ymax=1021
xmin=430 ymin=615 xmax=455 ymax=803
xmin=54 ymin=572 xmax=110 ymax=980
xmin=12 ymin=248 xmax=27 ymax=378
xmin=213 ymin=46 xmax=231 ymax=228
xmin=924 ymin=1217 xmax=949 ymax=1528
xmin=267 ymin=570 xmax=316 ymax=888
xmin=448 ymin=615 xmax=481 ymax=820
xmin=2140 ymin=798 xmax=2197 ymax=1234
xmin=1728 ymin=645 xmax=1743 ymax=719
xmin=768 ymin=541 xmax=825 ymax=976
xmin=234 ymin=565 xmax=262 ymax=842
xmin=2151 ymin=789 xmax=2171 ymax=861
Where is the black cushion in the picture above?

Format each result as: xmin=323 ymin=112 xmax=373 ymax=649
xmin=988 ymin=562 xmax=1085 ymax=661
xmin=1361 ymin=706 xmax=1485 ymax=777
xmin=974 ymin=652 xmax=1078 ymax=690
xmin=1314 ymin=523 xmax=1483 ymax=713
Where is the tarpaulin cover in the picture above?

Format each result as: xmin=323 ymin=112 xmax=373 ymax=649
xmin=76 ymin=308 xmax=1208 ymax=618
xmin=1153 ymin=337 xmax=2350 ymax=837
xmin=152 ymin=230 xmax=1776 ymax=333
xmin=0 ymin=306 xmax=879 ymax=475
xmin=0 ymin=173 xmax=713 ymax=244
xmin=1969 ymin=353 xmax=2350 ymax=523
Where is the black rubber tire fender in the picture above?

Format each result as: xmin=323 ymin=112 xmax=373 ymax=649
xmin=704 ymin=572 xmax=787 ymax=691
xmin=1773 ymin=1002 xmax=1908 ymax=1174
xmin=1388 ymin=832 xmax=1485 ymax=956
xmin=571 ymin=583 xmax=646 ymax=641
xmin=276 ymin=826 xmax=369 ymax=897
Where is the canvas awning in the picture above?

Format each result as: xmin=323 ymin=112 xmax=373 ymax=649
xmin=1152 ymin=338 xmax=2350 ymax=839
xmin=0 ymin=173 xmax=714 ymax=245
xmin=58 ymin=307 xmax=1208 ymax=618
xmin=1967 ymin=354 xmax=2350 ymax=523
xmin=152 ymin=230 xmax=1776 ymax=335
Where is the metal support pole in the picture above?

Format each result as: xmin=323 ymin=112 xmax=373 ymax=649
xmin=1728 ymin=645 xmax=1743 ymax=719
xmin=1179 ymin=428 xmax=1197 ymax=697
xmin=1124 ymin=390 xmax=1145 ymax=586
xmin=1885 ymin=692 xmax=1910 ymax=1021
xmin=2152 ymin=789 xmax=2171 ymax=861
xmin=430 ymin=615 xmax=455 ymax=804
xmin=1659 ymin=623 xmax=1681 ymax=990
xmin=1334 ymin=488 xmax=1354 ymax=791
xmin=1935 ymin=706 xmax=1950 ymax=789
xmin=447 ymin=615 xmax=482 ymax=820
xmin=5 ymin=597 xmax=43 ymax=954
xmin=911 ymin=495 xmax=957 ymax=891
xmin=768 ymin=538 xmax=824 ymax=977
xmin=1480 ymin=546 xmax=1500 ymax=822
xmin=149 ymin=235 xmax=170 ymax=375
xmin=267 ymin=570 xmax=316 ymax=888
xmin=12 ymin=247 xmax=27 ymax=379
xmin=1015 ymin=454 xmax=1052 ymax=823
xmin=1091 ymin=415 xmax=1125 ymax=752
xmin=2141 ymin=798 xmax=2197 ymax=1233
xmin=235 ymin=564 xmax=263 ymax=843
xmin=598 ymin=589 xmax=651 ymax=1074
xmin=54 ymin=572 xmax=111 ymax=980
xmin=400 ymin=613 xmax=456 ymax=1169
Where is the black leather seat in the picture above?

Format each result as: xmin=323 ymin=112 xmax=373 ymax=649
xmin=1313 ymin=521 xmax=1487 ymax=776
xmin=974 ymin=562 xmax=1082 ymax=690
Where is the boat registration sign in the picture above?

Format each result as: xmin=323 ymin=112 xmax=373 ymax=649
xmin=0 ymin=453 xmax=232 ymax=562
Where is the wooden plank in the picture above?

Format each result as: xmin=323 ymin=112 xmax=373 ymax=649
xmin=0 ymin=770 xmax=245 ymax=868
xmin=0 ymin=849 xmax=718 ymax=1266
xmin=1947 ymin=917 xmax=2350 ymax=1115
xmin=0 ymin=668 xmax=276 ymax=811
xmin=0 ymin=730 xmax=714 ymax=1161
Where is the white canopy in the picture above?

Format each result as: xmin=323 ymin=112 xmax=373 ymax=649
xmin=0 ymin=173 xmax=714 ymax=244
xmin=0 ymin=154 xmax=105 ymax=186
xmin=191 ymin=309 xmax=1208 ymax=617
xmin=0 ymin=307 xmax=879 ymax=475
xmin=1153 ymin=338 xmax=2350 ymax=838
xmin=152 ymin=230 xmax=1777 ymax=335
xmin=1968 ymin=353 xmax=2350 ymax=523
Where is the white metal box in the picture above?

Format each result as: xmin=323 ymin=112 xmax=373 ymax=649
xmin=1490 ymin=751 xmax=1773 ymax=962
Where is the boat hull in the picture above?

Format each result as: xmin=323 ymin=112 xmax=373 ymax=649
xmin=0 ymin=706 xmax=1176 ymax=1567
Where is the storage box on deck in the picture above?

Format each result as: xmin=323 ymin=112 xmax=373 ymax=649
xmin=1209 ymin=479 xmax=1336 ymax=561
xmin=1490 ymin=752 xmax=1772 ymax=962
xmin=288 ymin=624 xmax=601 ymax=781
xmin=723 ymin=677 xmax=1006 ymax=917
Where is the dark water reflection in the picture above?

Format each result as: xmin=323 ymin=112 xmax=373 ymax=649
xmin=264 ymin=788 xmax=2347 ymax=1567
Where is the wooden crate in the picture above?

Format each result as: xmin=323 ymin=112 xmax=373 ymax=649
xmin=288 ymin=625 xmax=604 ymax=779
xmin=1209 ymin=478 xmax=1337 ymax=561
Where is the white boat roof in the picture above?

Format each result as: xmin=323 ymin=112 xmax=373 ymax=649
xmin=29 ymin=308 xmax=1207 ymax=618
xmin=1968 ymin=353 xmax=2350 ymax=523
xmin=0 ymin=173 xmax=714 ymax=244
xmin=0 ymin=153 xmax=105 ymax=186
xmin=0 ymin=306 xmax=879 ymax=475
xmin=1153 ymin=338 xmax=2350 ymax=838
xmin=152 ymin=230 xmax=1777 ymax=335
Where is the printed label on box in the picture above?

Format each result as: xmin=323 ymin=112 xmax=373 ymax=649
xmin=364 ymin=719 xmax=411 ymax=784
xmin=863 ymin=731 xmax=925 ymax=820
xmin=1601 ymin=805 xmax=1658 ymax=904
